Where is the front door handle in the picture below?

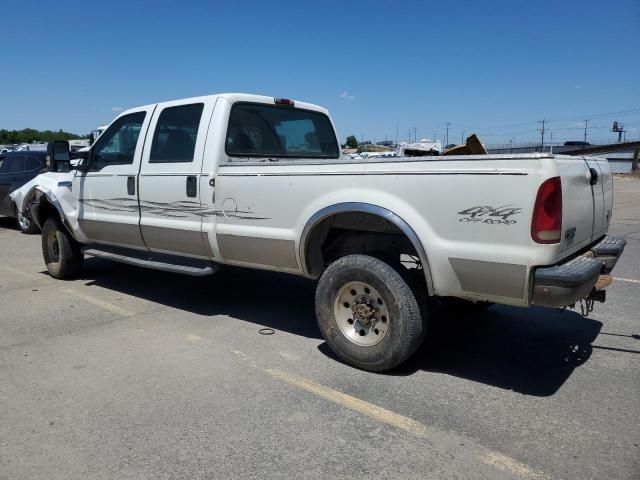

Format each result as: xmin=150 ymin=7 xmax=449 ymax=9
xmin=186 ymin=176 xmax=197 ymax=198
xmin=127 ymin=176 xmax=135 ymax=195
xmin=589 ymin=167 xmax=598 ymax=186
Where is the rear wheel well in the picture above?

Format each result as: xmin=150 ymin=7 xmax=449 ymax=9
xmin=304 ymin=211 xmax=423 ymax=279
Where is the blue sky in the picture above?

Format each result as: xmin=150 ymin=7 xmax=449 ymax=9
xmin=1 ymin=0 xmax=639 ymax=145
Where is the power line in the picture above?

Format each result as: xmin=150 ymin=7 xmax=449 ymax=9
xmin=538 ymin=120 xmax=546 ymax=149
xmin=584 ymin=119 xmax=589 ymax=143
xmin=465 ymin=108 xmax=640 ymax=133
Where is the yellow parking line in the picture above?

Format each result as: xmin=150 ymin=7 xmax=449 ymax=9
xmin=265 ymin=368 xmax=547 ymax=479
xmin=63 ymin=288 xmax=134 ymax=317
xmin=3 ymin=266 xmax=40 ymax=280
xmin=3 ymin=266 xmax=135 ymax=318
xmin=614 ymin=277 xmax=640 ymax=284
xmin=266 ymin=368 xmax=430 ymax=437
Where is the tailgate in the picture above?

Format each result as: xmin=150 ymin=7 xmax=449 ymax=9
xmin=556 ymin=157 xmax=594 ymax=252
xmin=585 ymin=156 xmax=613 ymax=238
xmin=555 ymin=155 xmax=611 ymax=253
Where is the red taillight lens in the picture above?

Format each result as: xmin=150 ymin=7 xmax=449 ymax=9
xmin=532 ymin=176 xmax=562 ymax=244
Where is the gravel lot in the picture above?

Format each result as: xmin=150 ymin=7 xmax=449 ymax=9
xmin=1 ymin=177 xmax=638 ymax=480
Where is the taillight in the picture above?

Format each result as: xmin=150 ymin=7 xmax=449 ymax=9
xmin=531 ymin=176 xmax=562 ymax=244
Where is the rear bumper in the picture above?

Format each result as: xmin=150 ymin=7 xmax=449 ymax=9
xmin=531 ymin=235 xmax=626 ymax=308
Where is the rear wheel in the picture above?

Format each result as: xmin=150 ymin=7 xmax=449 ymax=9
xmin=15 ymin=204 xmax=39 ymax=234
xmin=315 ymin=254 xmax=426 ymax=371
xmin=41 ymin=216 xmax=83 ymax=279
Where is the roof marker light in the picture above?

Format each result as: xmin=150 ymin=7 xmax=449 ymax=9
xmin=274 ymin=98 xmax=295 ymax=107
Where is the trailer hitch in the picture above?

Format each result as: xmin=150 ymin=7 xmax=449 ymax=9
xmin=563 ymin=289 xmax=606 ymax=317
xmin=579 ymin=289 xmax=606 ymax=317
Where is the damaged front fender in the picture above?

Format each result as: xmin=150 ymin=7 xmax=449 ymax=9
xmin=10 ymin=172 xmax=88 ymax=243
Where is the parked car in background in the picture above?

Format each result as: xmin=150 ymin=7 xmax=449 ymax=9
xmin=0 ymin=151 xmax=47 ymax=233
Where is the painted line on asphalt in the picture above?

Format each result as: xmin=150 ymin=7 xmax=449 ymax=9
xmin=63 ymin=288 xmax=134 ymax=317
xmin=3 ymin=266 xmax=135 ymax=318
xmin=614 ymin=277 xmax=640 ymax=284
xmin=265 ymin=368 xmax=547 ymax=479
xmin=266 ymin=367 xmax=430 ymax=436
xmin=3 ymin=266 xmax=40 ymax=280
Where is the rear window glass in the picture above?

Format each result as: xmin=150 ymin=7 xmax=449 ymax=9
xmin=226 ymin=103 xmax=339 ymax=159
xmin=4 ymin=156 xmax=26 ymax=173
xmin=26 ymin=156 xmax=43 ymax=170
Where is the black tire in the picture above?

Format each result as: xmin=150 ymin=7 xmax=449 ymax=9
xmin=315 ymin=254 xmax=426 ymax=372
xmin=41 ymin=216 xmax=83 ymax=279
xmin=15 ymin=204 xmax=39 ymax=234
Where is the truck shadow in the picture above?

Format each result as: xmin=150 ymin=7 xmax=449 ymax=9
xmin=395 ymin=302 xmax=603 ymax=396
xmin=77 ymin=258 xmax=322 ymax=339
xmin=76 ymin=258 xmax=602 ymax=397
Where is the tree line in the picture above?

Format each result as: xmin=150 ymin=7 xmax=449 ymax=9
xmin=0 ymin=128 xmax=84 ymax=145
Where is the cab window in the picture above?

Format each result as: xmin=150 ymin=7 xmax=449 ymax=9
xmin=150 ymin=103 xmax=204 ymax=163
xmin=90 ymin=112 xmax=146 ymax=171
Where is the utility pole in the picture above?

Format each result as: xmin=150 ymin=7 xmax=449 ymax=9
xmin=445 ymin=122 xmax=451 ymax=147
xmin=538 ymin=120 xmax=546 ymax=151
xmin=583 ymin=119 xmax=589 ymax=143
xmin=550 ymin=131 xmax=554 ymax=154
xmin=408 ymin=129 xmax=411 ymax=143
xmin=461 ymin=131 xmax=465 ymax=145
xmin=395 ymin=121 xmax=398 ymax=145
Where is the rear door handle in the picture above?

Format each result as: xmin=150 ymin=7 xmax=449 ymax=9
xmin=186 ymin=176 xmax=197 ymax=198
xmin=127 ymin=176 xmax=135 ymax=195
xmin=589 ymin=167 xmax=598 ymax=185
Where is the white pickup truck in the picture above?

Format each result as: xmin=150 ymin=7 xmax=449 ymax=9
xmin=13 ymin=93 xmax=626 ymax=371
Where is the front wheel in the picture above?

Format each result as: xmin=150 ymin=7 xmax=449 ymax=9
xmin=41 ymin=216 xmax=83 ymax=279
xmin=315 ymin=254 xmax=426 ymax=372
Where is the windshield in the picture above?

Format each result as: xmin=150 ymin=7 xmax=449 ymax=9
xmin=225 ymin=103 xmax=339 ymax=159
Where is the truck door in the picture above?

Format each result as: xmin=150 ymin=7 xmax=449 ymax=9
xmin=138 ymin=99 xmax=214 ymax=258
xmin=75 ymin=107 xmax=154 ymax=248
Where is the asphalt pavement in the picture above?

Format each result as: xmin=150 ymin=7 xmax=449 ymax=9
xmin=1 ymin=177 xmax=638 ymax=479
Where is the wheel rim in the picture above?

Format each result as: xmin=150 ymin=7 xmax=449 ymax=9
xmin=17 ymin=210 xmax=30 ymax=230
xmin=334 ymin=281 xmax=390 ymax=346
xmin=46 ymin=230 xmax=60 ymax=263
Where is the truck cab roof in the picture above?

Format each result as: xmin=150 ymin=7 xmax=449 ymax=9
xmin=119 ymin=93 xmax=330 ymax=119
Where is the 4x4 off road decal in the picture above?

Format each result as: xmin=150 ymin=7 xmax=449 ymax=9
xmin=457 ymin=205 xmax=522 ymax=225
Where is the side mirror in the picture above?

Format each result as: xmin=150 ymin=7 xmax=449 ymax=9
xmin=47 ymin=141 xmax=71 ymax=172
xmin=71 ymin=149 xmax=90 ymax=172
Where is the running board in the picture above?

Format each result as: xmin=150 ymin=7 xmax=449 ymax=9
xmin=82 ymin=245 xmax=217 ymax=276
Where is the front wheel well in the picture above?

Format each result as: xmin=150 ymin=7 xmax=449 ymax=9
xmin=32 ymin=194 xmax=62 ymax=230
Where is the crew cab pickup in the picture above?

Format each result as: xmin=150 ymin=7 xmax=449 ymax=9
xmin=12 ymin=93 xmax=626 ymax=371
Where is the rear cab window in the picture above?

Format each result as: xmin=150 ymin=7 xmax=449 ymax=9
xmin=225 ymin=103 xmax=339 ymax=159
